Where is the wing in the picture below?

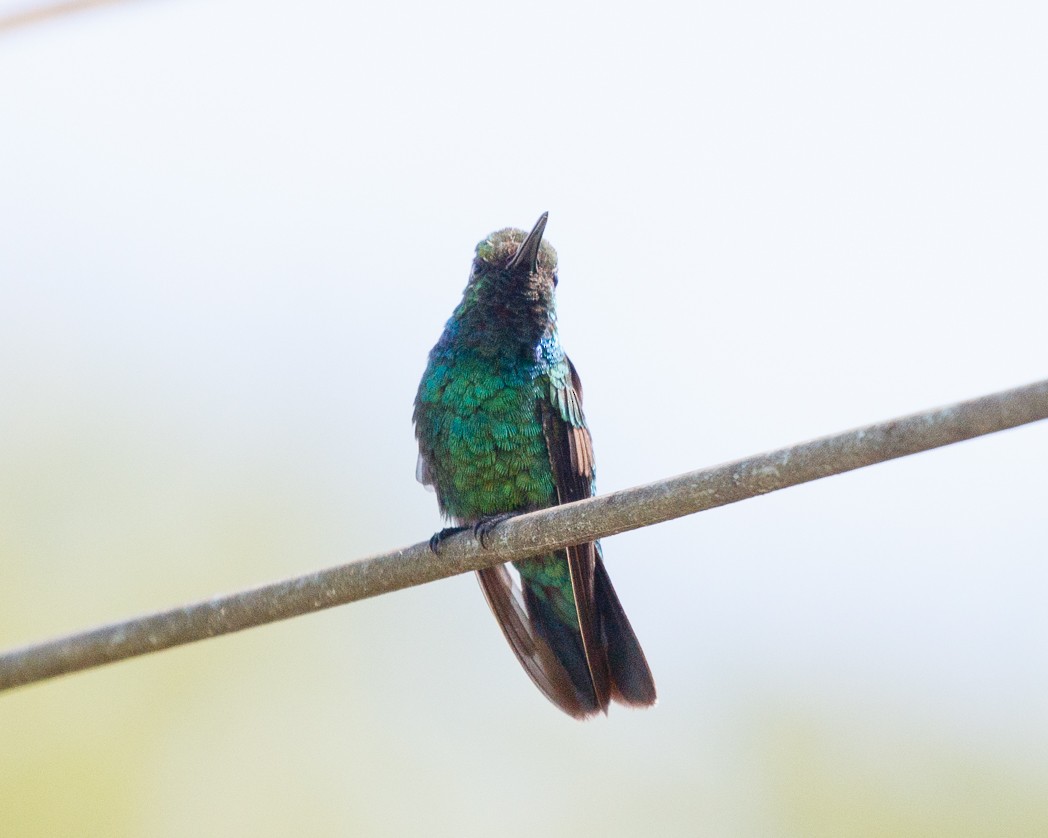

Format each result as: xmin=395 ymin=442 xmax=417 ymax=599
xmin=543 ymin=355 xmax=657 ymax=710
xmin=540 ymin=355 xmax=611 ymax=712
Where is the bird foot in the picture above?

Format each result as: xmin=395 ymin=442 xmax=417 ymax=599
xmin=428 ymin=526 xmax=467 ymax=553
xmin=473 ymin=513 xmax=517 ymax=549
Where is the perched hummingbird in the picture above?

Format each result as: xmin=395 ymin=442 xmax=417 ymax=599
xmin=413 ymin=213 xmax=656 ymax=718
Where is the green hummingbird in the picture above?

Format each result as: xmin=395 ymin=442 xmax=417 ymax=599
xmin=413 ymin=213 xmax=656 ymax=718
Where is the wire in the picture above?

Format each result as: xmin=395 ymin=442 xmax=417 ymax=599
xmin=0 ymin=377 xmax=1045 ymax=693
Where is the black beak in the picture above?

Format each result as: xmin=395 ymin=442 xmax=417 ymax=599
xmin=506 ymin=212 xmax=548 ymax=274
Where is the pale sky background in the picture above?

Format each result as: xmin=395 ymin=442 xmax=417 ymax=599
xmin=1 ymin=2 xmax=1046 ymax=836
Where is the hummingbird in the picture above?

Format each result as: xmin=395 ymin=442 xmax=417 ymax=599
xmin=413 ymin=212 xmax=656 ymax=718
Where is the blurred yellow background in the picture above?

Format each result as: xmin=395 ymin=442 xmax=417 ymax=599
xmin=1 ymin=1 xmax=1046 ymax=835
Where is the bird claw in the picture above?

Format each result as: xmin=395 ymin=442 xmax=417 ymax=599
xmin=473 ymin=513 xmax=517 ymax=549
xmin=429 ymin=515 xmax=517 ymax=552
xmin=429 ymin=526 xmax=467 ymax=554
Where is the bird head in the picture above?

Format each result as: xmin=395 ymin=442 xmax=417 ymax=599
xmin=457 ymin=212 xmax=560 ymax=350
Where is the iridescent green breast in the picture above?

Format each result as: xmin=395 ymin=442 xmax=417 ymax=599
xmin=414 ymin=353 xmax=556 ymax=521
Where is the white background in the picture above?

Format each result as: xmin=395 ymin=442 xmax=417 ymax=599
xmin=1 ymin=2 xmax=1046 ymax=835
